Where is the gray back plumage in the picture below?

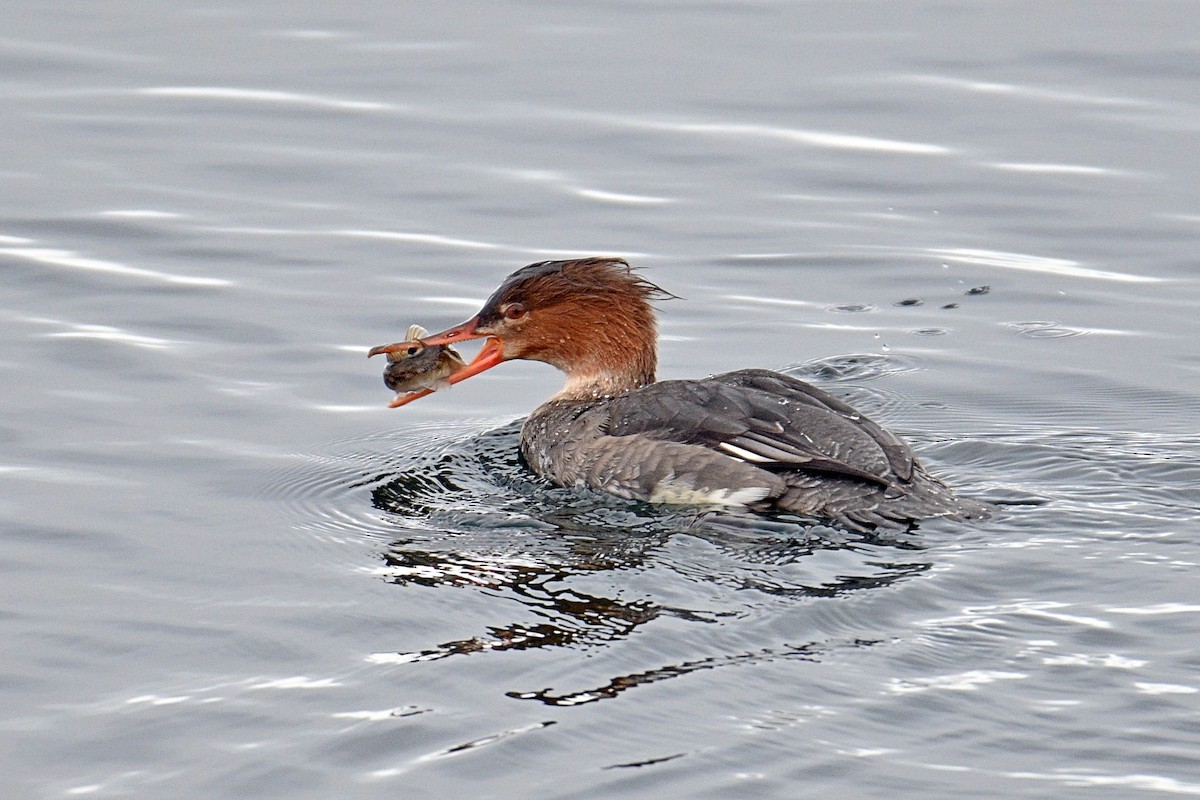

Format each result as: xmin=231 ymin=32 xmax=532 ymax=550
xmin=520 ymin=369 xmax=987 ymax=531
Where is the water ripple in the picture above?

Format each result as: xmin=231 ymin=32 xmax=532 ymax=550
xmin=266 ymin=416 xmax=953 ymax=668
xmin=1002 ymin=321 xmax=1091 ymax=339
xmin=572 ymin=187 xmax=674 ymax=205
xmin=490 ymin=169 xmax=676 ymax=205
xmin=1002 ymin=770 xmax=1200 ymax=795
xmin=96 ymin=209 xmax=185 ymax=220
xmin=784 ymin=352 xmax=922 ymax=382
xmin=984 ymin=162 xmax=1131 ymax=177
xmin=507 ymin=638 xmax=876 ymax=707
xmin=0 ymin=243 xmax=229 ymax=287
xmin=367 ymin=720 xmax=556 ymax=777
xmin=925 ymin=248 xmax=1163 ymax=283
xmin=899 ymin=74 xmax=1158 ymax=110
xmin=550 ymin=109 xmax=952 ymax=155
xmin=37 ymin=320 xmax=184 ymax=350
xmin=334 ymin=228 xmax=502 ymax=251
xmin=0 ymin=35 xmax=152 ymax=64
xmin=135 ymin=86 xmax=397 ymax=113
xmin=200 ymin=224 xmax=653 ymax=261
xmin=886 ymin=669 xmax=1027 ymax=694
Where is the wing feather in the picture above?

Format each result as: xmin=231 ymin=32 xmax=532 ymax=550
xmin=606 ymin=369 xmax=919 ymax=489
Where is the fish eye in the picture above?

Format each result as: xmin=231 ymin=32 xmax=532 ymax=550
xmin=406 ymin=346 xmax=419 ymax=356
xmin=504 ymin=303 xmax=527 ymax=320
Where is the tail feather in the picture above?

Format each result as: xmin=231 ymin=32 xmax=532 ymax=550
xmin=764 ymin=464 xmax=989 ymax=531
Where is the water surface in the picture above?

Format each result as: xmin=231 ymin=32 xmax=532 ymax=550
xmin=3 ymin=2 xmax=1199 ymax=798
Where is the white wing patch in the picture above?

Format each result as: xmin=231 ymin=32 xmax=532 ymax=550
xmin=648 ymin=477 xmax=772 ymax=507
xmin=717 ymin=441 xmax=774 ymax=463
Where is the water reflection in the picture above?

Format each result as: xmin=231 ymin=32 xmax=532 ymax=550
xmin=372 ymin=537 xmax=664 ymax=660
xmin=505 ymin=640 xmax=872 ymax=708
xmin=361 ymin=420 xmax=934 ymax=698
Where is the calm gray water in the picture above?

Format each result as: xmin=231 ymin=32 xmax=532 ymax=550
xmin=3 ymin=2 xmax=1199 ymax=798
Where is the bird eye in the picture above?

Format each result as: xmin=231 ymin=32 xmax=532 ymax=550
xmin=406 ymin=346 xmax=419 ymax=356
xmin=504 ymin=303 xmax=527 ymax=320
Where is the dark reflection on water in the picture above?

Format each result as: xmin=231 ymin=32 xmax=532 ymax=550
xmin=506 ymin=638 xmax=877 ymax=708
xmin=350 ymin=413 xmax=941 ymax=709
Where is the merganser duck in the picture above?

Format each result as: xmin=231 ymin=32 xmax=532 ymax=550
xmin=368 ymin=258 xmax=987 ymax=531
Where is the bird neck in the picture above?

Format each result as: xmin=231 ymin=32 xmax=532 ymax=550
xmin=550 ymin=328 xmax=657 ymax=402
